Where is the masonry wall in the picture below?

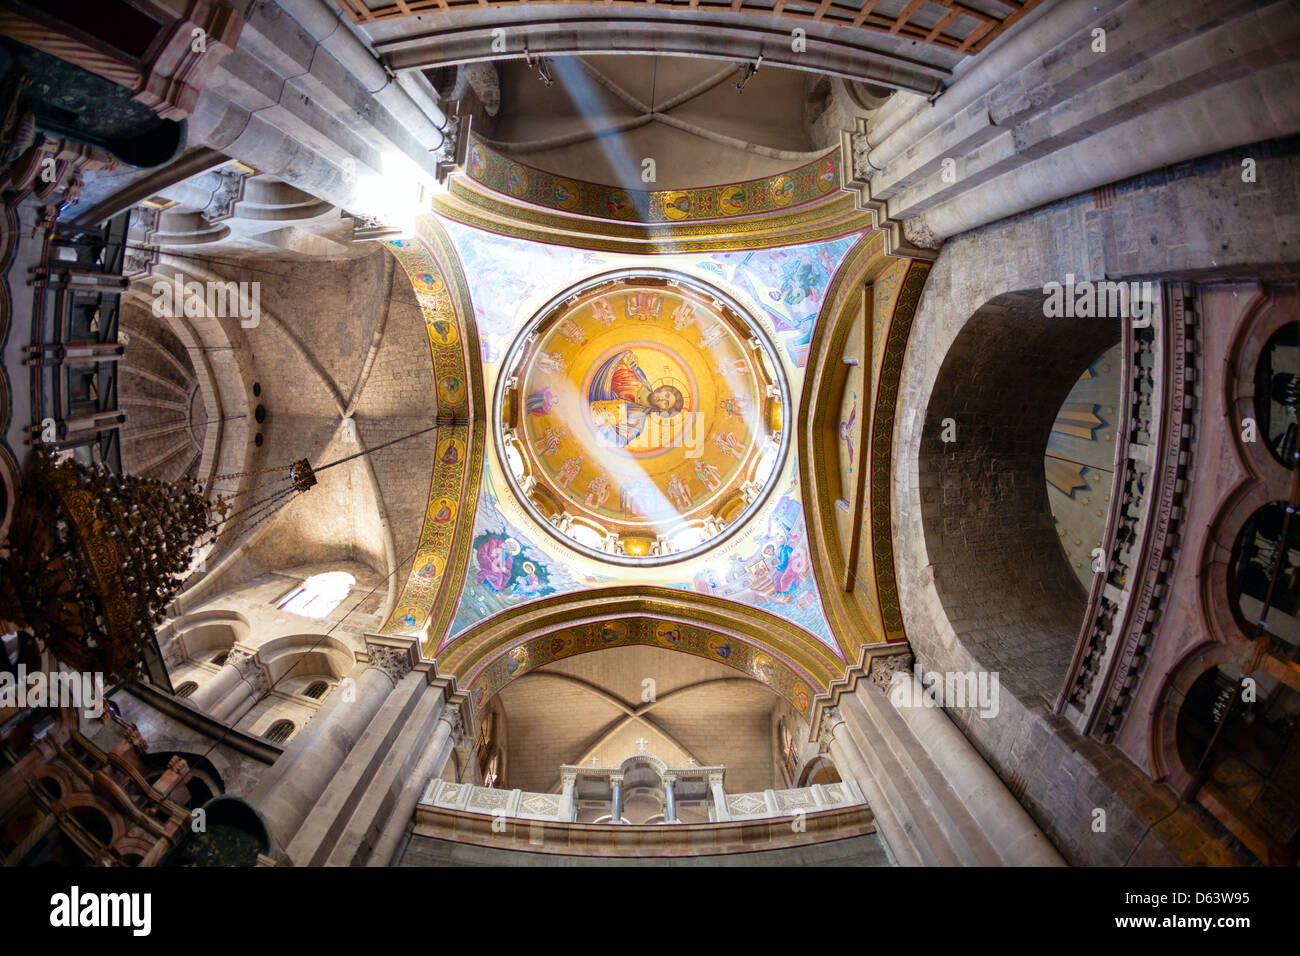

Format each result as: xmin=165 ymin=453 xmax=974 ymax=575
xmin=890 ymin=137 xmax=1300 ymax=865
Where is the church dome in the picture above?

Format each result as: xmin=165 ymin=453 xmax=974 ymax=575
xmin=495 ymin=270 xmax=788 ymax=564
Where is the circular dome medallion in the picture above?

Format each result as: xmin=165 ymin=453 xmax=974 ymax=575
xmin=496 ymin=271 xmax=789 ymax=565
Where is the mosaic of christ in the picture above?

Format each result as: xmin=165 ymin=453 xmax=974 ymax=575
xmin=586 ymin=349 xmax=687 ymax=448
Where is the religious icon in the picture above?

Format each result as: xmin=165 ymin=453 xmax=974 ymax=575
xmin=587 ymin=476 xmax=611 ymax=512
xmin=620 ymin=480 xmax=653 ymax=516
xmin=509 ymin=561 xmax=543 ymax=598
xmin=666 ymin=473 xmax=692 ymax=509
xmin=537 ymin=350 xmax=567 ymax=374
xmin=585 ymin=475 xmax=611 ymax=509
xmin=559 ymin=319 xmax=585 ymax=344
xmin=764 ymin=534 xmax=806 ymax=597
xmin=429 ymin=319 xmax=457 ymax=344
xmin=527 ymin=387 xmax=558 ymax=416
xmin=671 ymin=301 xmax=696 ymax=331
xmin=557 ymin=456 xmax=582 ymax=488
xmin=716 ymin=358 xmax=748 ymax=376
xmin=586 ymin=349 xmax=684 ymax=448
xmin=591 ymin=297 xmax=616 ymax=328
xmin=719 ymin=395 xmax=749 ymax=418
xmin=714 ymin=431 xmax=746 ymax=459
xmin=534 ymin=427 xmax=565 ymax=457
xmin=698 ymin=324 xmax=725 ymax=348
xmin=433 ymin=498 xmax=455 ymax=523
xmin=624 ymin=290 xmax=662 ymax=321
xmin=474 ymin=535 xmax=520 ymax=592
xmin=440 ymin=439 xmax=461 ymax=464
xmin=695 ymin=460 xmax=722 ymax=491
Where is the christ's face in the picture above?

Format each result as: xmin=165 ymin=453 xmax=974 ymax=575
xmin=650 ymin=387 xmax=676 ymax=412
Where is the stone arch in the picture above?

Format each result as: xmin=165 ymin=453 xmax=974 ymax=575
xmin=439 ymin=587 xmax=845 ymax=729
xmin=168 ymin=610 xmax=249 ymax=662
xmin=916 ymin=291 xmax=1120 ymax=706
xmin=1149 ymin=640 xmax=1241 ymax=792
xmin=254 ymin=633 xmax=355 ymax=685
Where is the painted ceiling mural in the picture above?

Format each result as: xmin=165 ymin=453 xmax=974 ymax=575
xmin=438 ymin=214 xmax=859 ymax=654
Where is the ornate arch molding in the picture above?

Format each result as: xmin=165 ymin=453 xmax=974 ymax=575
xmin=434 ymin=177 xmax=867 ymax=255
xmin=377 ymin=214 xmax=486 ymax=646
xmin=463 ymin=134 xmax=845 ymax=226
xmin=438 ymin=587 xmax=845 ymax=727
xmin=799 ymin=233 xmax=929 ymax=658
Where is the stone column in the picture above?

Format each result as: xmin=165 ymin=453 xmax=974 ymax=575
xmin=187 ymin=655 xmax=246 ymax=712
xmin=247 ymin=643 xmax=404 ymax=851
xmin=208 ymin=649 xmax=268 ymax=724
xmin=365 ymin=700 xmax=462 ymax=867
xmin=285 ymin=638 xmax=454 ymax=866
xmin=813 ymin=651 xmax=1065 ymax=867
xmin=663 ymin=775 xmax=677 ymax=824
xmin=709 ymin=772 xmax=730 ymax=822
xmin=559 ymin=771 xmax=577 ymax=822
xmin=610 ymin=775 xmax=623 ymax=825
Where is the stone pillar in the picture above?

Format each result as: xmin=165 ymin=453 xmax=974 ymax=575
xmin=559 ymin=771 xmax=577 ymax=822
xmin=284 ymin=637 xmax=454 ymax=866
xmin=610 ymin=775 xmax=623 ymax=825
xmin=813 ymin=652 xmax=1065 ymax=867
xmin=187 ymin=657 xmax=244 ymax=712
xmin=207 ymin=649 xmax=268 ymax=724
xmin=709 ymin=772 xmax=729 ymax=822
xmin=365 ymin=701 xmax=462 ymax=867
xmin=247 ymin=648 xmax=400 ymax=851
xmin=664 ymin=775 xmax=677 ymax=824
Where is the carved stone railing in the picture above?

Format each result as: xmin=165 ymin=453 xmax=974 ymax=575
xmin=420 ymin=777 xmax=865 ymax=824
xmin=1058 ymin=283 xmax=1198 ymax=743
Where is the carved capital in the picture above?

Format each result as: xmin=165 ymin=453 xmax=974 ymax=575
xmin=868 ymin=653 xmax=914 ymax=694
xmin=367 ymin=645 xmax=413 ymax=684
xmin=817 ymin=705 xmax=843 ymax=749
xmin=902 ymin=216 xmax=943 ymax=250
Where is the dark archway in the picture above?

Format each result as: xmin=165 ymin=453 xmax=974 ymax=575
xmin=918 ymin=291 xmax=1120 ymax=706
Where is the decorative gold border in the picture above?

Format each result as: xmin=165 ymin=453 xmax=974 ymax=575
xmin=435 ymin=179 xmax=868 ymax=255
xmin=797 ymin=234 xmax=939 ymax=658
xmin=465 ymin=133 xmax=843 ymax=224
xmin=867 ymin=260 xmax=931 ymax=638
xmin=377 ymin=216 xmax=487 ymax=642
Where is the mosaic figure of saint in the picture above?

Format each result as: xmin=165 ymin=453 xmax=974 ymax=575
xmin=695 ymin=460 xmax=722 ymax=491
xmin=714 ymin=431 xmax=746 ymax=459
xmin=585 ymin=475 xmax=611 ymax=509
xmin=672 ymin=302 xmax=696 ymax=331
xmin=535 ymin=427 xmax=565 ymax=457
xmin=586 ymin=349 xmax=684 ymax=448
xmin=557 ymin=456 xmax=582 ymax=488
xmin=527 ymin=387 xmax=558 ymax=416
xmin=591 ymin=297 xmax=616 ymax=328
xmin=666 ymin=474 xmax=692 ymax=509
xmin=537 ymin=350 xmax=567 ymax=374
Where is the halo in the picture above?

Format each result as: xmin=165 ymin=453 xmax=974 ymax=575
xmin=504 ymin=538 xmax=522 ymax=556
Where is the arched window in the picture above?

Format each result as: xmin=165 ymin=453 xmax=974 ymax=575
xmin=175 ymin=681 xmax=198 ymax=698
xmin=211 ymin=651 xmax=228 ymax=666
xmin=277 ymin=572 xmax=356 ymax=619
xmin=1230 ymin=502 xmax=1300 ymax=643
xmin=1254 ymin=322 xmax=1299 ymax=469
xmin=303 ymin=680 xmax=329 ymax=700
xmin=265 ymin=720 xmax=295 ymax=744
